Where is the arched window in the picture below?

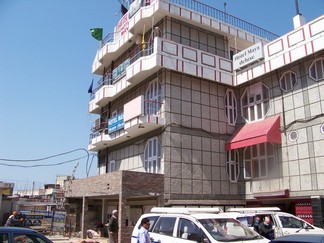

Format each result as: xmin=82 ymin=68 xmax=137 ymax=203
xmin=309 ymin=58 xmax=324 ymax=81
xmin=279 ymin=71 xmax=297 ymax=92
xmin=224 ymin=89 xmax=237 ymax=126
xmin=241 ymin=83 xmax=270 ymax=122
xmin=226 ymin=150 xmax=240 ymax=182
xmin=144 ymin=137 xmax=161 ymax=173
xmin=145 ymin=79 xmax=162 ymax=115
xmin=243 ymin=143 xmax=275 ymax=179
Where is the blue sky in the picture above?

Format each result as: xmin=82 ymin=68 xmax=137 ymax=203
xmin=0 ymin=0 xmax=323 ymax=191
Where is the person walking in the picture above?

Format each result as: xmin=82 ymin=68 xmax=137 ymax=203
xmin=137 ymin=217 xmax=153 ymax=243
xmin=108 ymin=210 xmax=118 ymax=243
xmin=4 ymin=211 xmax=24 ymax=227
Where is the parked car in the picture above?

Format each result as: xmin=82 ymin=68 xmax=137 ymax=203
xmin=131 ymin=207 xmax=269 ymax=243
xmin=225 ymin=207 xmax=323 ymax=238
xmin=0 ymin=227 xmax=53 ymax=243
xmin=269 ymin=233 xmax=324 ymax=242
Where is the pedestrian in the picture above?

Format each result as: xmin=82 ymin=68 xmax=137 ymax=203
xmin=108 ymin=210 xmax=118 ymax=243
xmin=4 ymin=211 xmax=24 ymax=227
xmin=259 ymin=216 xmax=275 ymax=240
xmin=137 ymin=217 xmax=153 ymax=243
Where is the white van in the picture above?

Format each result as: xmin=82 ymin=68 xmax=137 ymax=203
xmin=225 ymin=207 xmax=323 ymax=237
xmin=131 ymin=207 xmax=269 ymax=243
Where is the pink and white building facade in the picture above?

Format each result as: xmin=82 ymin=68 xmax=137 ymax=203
xmin=65 ymin=0 xmax=324 ymax=241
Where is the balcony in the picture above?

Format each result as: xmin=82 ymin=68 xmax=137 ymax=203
xmin=235 ymin=15 xmax=324 ymax=85
xmin=92 ymin=0 xmax=278 ymax=75
xmin=88 ymin=95 xmax=165 ymax=151
xmin=127 ymin=37 xmax=233 ymax=85
xmin=88 ymin=73 xmax=131 ymax=114
xmin=89 ymin=36 xmax=234 ymax=114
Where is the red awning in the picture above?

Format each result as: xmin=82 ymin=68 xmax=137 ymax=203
xmin=225 ymin=115 xmax=281 ymax=150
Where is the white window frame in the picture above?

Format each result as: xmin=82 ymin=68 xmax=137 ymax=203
xmin=279 ymin=71 xmax=297 ymax=92
xmin=224 ymin=89 xmax=237 ymax=126
xmin=226 ymin=150 xmax=240 ymax=182
xmin=144 ymin=137 xmax=161 ymax=173
xmin=243 ymin=143 xmax=275 ymax=179
xmin=145 ymin=79 xmax=162 ymax=116
xmin=241 ymin=82 xmax=270 ymax=123
xmin=108 ymin=160 xmax=116 ymax=173
xmin=309 ymin=58 xmax=324 ymax=81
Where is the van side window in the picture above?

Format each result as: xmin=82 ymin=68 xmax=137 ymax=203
xmin=137 ymin=216 xmax=159 ymax=231
xmin=279 ymin=216 xmax=305 ymax=229
xmin=177 ymin=218 xmax=201 ymax=241
xmin=152 ymin=217 xmax=176 ymax=236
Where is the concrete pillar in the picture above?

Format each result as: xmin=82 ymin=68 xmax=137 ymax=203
xmin=102 ymin=199 xmax=107 ymax=223
xmin=311 ymin=196 xmax=324 ymax=228
xmin=81 ymin=196 xmax=89 ymax=239
xmin=118 ymin=193 xmax=127 ymax=243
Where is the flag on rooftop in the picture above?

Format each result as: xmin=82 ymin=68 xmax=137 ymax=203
xmin=90 ymin=28 xmax=103 ymax=41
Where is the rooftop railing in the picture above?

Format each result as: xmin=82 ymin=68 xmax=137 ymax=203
xmin=165 ymin=0 xmax=279 ymax=41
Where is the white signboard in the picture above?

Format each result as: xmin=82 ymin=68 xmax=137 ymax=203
xmin=233 ymin=42 xmax=264 ymax=70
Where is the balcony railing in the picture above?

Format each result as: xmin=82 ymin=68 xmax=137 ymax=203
xmin=165 ymin=0 xmax=279 ymax=41
xmin=89 ymin=98 xmax=163 ymax=142
xmin=90 ymin=42 xmax=154 ymax=99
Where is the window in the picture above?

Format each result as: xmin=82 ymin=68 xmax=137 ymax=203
xmin=288 ymin=131 xmax=298 ymax=142
xmin=137 ymin=216 xmax=159 ymax=231
xmin=243 ymin=143 xmax=275 ymax=179
xmin=309 ymin=58 xmax=324 ymax=81
xmin=144 ymin=137 xmax=161 ymax=173
xmin=13 ymin=234 xmax=47 ymax=243
xmin=278 ymin=216 xmax=305 ymax=229
xmin=226 ymin=150 xmax=240 ymax=182
xmin=241 ymin=83 xmax=270 ymax=122
xmin=108 ymin=160 xmax=116 ymax=173
xmin=145 ymin=79 xmax=162 ymax=116
xmin=177 ymin=218 xmax=201 ymax=241
xmin=279 ymin=71 xmax=297 ymax=92
xmin=98 ymin=155 xmax=107 ymax=175
xmin=224 ymin=89 xmax=237 ymax=125
xmin=0 ymin=233 xmax=8 ymax=243
xmin=153 ymin=217 xmax=176 ymax=236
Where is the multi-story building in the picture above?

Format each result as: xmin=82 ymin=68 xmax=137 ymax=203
xmin=65 ymin=0 xmax=324 ymax=241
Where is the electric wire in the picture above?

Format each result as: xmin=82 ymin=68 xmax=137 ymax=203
xmin=0 ymin=155 xmax=88 ymax=168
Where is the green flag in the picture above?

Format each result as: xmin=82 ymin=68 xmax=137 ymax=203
xmin=90 ymin=28 xmax=103 ymax=41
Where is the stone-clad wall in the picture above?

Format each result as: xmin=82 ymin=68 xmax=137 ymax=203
xmin=65 ymin=171 xmax=164 ymax=198
xmin=162 ymin=70 xmax=244 ymax=205
xmin=240 ymin=51 xmax=324 ymax=199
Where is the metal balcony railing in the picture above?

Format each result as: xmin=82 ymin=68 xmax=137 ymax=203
xmin=165 ymin=0 xmax=279 ymax=41
xmin=90 ymin=74 xmax=113 ymax=100
xmin=89 ymin=98 xmax=163 ymax=143
xmin=90 ymin=42 xmax=154 ymax=99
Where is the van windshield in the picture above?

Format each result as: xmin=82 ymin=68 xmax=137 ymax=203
xmin=199 ymin=218 xmax=262 ymax=241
